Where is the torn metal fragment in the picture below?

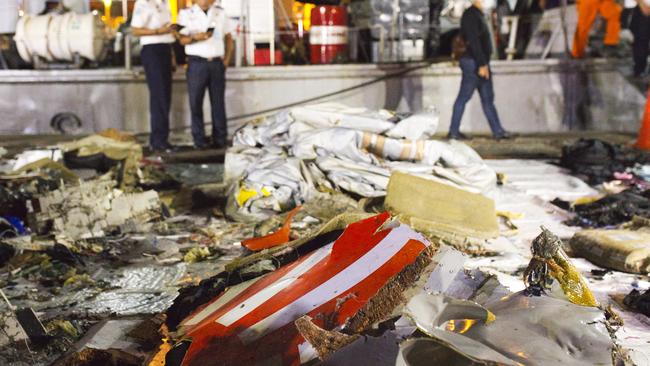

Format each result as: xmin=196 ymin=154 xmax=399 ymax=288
xmin=169 ymin=212 xmax=436 ymax=366
xmin=399 ymin=284 xmax=616 ymax=366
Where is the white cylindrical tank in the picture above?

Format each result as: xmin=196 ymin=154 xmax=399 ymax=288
xmin=48 ymin=12 xmax=74 ymax=60
xmin=67 ymin=13 xmax=108 ymax=61
xmin=23 ymin=13 xmax=53 ymax=61
xmin=14 ymin=12 xmax=109 ymax=64
xmin=14 ymin=15 xmax=32 ymax=62
xmin=0 ymin=0 xmax=19 ymax=34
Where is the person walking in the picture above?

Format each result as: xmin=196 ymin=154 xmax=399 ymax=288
xmin=631 ymin=0 xmax=650 ymax=77
xmin=131 ymin=0 xmax=177 ymax=151
xmin=449 ymin=0 xmax=511 ymax=140
xmin=178 ymin=0 xmax=234 ymax=149
xmin=572 ymin=0 xmax=622 ymax=58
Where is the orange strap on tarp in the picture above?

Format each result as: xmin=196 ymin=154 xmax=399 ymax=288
xmin=242 ymin=206 xmax=302 ymax=251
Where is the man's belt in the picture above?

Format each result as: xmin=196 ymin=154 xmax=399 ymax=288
xmin=187 ymin=55 xmax=223 ymax=62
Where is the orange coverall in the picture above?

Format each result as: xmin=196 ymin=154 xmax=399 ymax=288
xmin=572 ymin=0 xmax=622 ymax=58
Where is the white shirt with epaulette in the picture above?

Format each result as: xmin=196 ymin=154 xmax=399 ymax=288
xmin=178 ymin=4 xmax=234 ymax=59
xmin=131 ymin=0 xmax=175 ymax=46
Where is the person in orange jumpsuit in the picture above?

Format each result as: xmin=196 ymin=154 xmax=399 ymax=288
xmin=572 ymin=0 xmax=622 ymax=58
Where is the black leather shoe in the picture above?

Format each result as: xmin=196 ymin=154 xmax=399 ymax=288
xmin=447 ymin=132 xmax=470 ymax=140
xmin=211 ymin=141 xmax=228 ymax=149
xmin=152 ymin=143 xmax=178 ymax=153
xmin=494 ymin=131 xmax=514 ymax=141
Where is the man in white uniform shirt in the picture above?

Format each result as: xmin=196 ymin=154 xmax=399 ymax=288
xmin=178 ymin=0 xmax=234 ymax=149
xmin=131 ymin=0 xmax=177 ymax=151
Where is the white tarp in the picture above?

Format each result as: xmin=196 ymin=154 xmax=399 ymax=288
xmin=226 ymin=103 xmax=495 ymax=220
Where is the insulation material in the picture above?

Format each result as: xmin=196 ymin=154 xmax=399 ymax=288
xmin=35 ymin=177 xmax=162 ymax=240
xmin=384 ymin=171 xmax=499 ymax=242
xmin=173 ymin=213 xmax=434 ymax=366
xmin=570 ymin=229 xmax=650 ymax=274
xmin=227 ymin=103 xmax=495 ymax=220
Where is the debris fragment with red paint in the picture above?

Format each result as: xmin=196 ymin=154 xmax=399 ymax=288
xmin=172 ymin=212 xmax=435 ymax=366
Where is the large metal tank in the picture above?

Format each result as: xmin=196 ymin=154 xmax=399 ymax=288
xmin=14 ymin=12 xmax=109 ymax=64
xmin=0 ymin=0 xmax=19 ymax=34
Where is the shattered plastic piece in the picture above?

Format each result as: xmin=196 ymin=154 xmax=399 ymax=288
xmin=172 ymin=212 xmax=433 ymax=366
xmin=385 ymin=172 xmax=499 ymax=245
xmin=242 ymin=206 xmax=301 ymax=251
xmin=524 ymin=227 xmax=598 ymax=307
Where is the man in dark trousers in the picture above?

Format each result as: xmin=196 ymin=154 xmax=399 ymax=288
xmin=449 ymin=0 xmax=511 ymax=140
xmin=178 ymin=0 xmax=234 ymax=149
xmin=131 ymin=0 xmax=177 ymax=151
xmin=631 ymin=0 xmax=650 ymax=77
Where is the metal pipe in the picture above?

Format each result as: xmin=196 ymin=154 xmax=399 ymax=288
xmin=396 ymin=10 xmax=404 ymax=62
xmin=560 ymin=0 xmax=570 ymax=56
xmin=370 ymin=24 xmax=386 ymax=63
xmin=122 ymin=0 xmax=131 ymax=70
xmin=269 ymin=0 xmax=275 ymax=65
xmin=379 ymin=26 xmax=385 ymax=63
